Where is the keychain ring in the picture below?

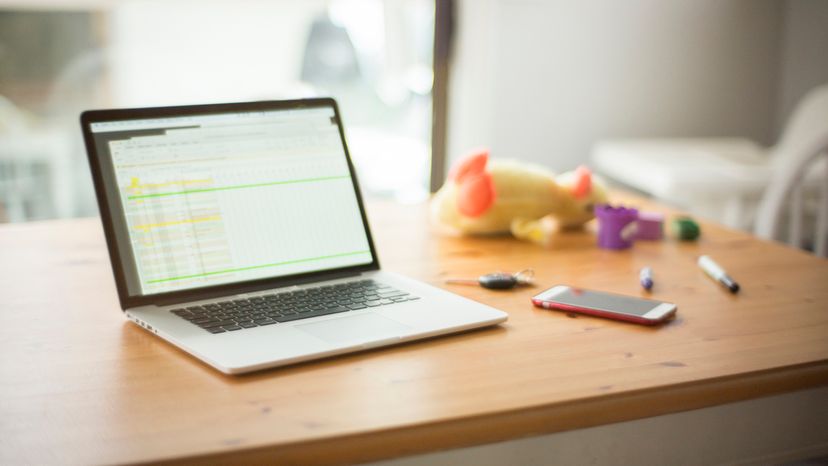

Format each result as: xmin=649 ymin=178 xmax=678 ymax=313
xmin=514 ymin=269 xmax=535 ymax=284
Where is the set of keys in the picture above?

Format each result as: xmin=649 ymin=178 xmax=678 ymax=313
xmin=446 ymin=269 xmax=535 ymax=290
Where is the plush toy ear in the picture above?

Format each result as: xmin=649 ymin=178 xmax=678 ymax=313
xmin=571 ymin=166 xmax=592 ymax=199
xmin=449 ymin=149 xmax=489 ymax=183
xmin=447 ymin=149 xmax=494 ymax=217
xmin=457 ymin=172 xmax=495 ymax=217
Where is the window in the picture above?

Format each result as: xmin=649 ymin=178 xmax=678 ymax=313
xmin=0 ymin=0 xmax=435 ymax=222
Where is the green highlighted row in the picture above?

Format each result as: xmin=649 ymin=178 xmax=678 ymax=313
xmin=128 ymin=175 xmax=351 ymax=200
xmin=147 ymin=250 xmax=371 ymax=284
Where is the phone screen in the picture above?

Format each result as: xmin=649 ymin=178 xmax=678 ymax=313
xmin=542 ymin=288 xmax=663 ymax=316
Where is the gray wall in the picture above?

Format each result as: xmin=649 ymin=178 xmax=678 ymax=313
xmin=776 ymin=0 xmax=828 ymax=136
xmin=447 ymin=0 xmax=827 ymax=173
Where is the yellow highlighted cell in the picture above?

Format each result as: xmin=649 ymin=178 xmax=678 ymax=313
xmin=134 ymin=215 xmax=221 ymax=233
xmin=127 ymin=177 xmax=213 ymax=195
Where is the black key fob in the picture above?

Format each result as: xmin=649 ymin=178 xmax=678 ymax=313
xmin=478 ymin=273 xmax=518 ymax=290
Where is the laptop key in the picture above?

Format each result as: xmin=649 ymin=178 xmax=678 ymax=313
xmin=199 ymin=321 xmax=224 ymax=328
xmin=207 ymin=328 xmax=226 ymax=334
xmin=347 ymin=304 xmax=367 ymax=310
xmin=274 ymin=306 xmax=349 ymax=322
xmin=224 ymin=325 xmax=243 ymax=331
xmin=239 ymin=322 xmax=258 ymax=329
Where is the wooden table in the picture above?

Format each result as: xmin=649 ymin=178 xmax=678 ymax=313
xmin=1 ymin=198 xmax=827 ymax=465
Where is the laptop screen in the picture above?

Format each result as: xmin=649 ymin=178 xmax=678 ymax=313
xmin=87 ymin=103 xmax=374 ymax=298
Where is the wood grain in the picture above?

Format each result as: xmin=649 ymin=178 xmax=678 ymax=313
xmin=1 ymin=196 xmax=827 ymax=465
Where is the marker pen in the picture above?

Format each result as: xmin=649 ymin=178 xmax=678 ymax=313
xmin=697 ymin=255 xmax=740 ymax=293
xmin=639 ymin=266 xmax=653 ymax=291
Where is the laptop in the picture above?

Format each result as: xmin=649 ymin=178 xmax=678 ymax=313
xmin=81 ymin=98 xmax=508 ymax=374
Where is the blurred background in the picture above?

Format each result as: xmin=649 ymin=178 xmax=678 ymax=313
xmin=1 ymin=0 xmax=827 ymax=252
xmin=0 ymin=0 xmax=436 ymax=222
xmin=449 ymin=0 xmax=828 ymax=251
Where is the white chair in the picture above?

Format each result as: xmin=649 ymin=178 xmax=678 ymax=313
xmin=754 ymin=85 xmax=828 ymax=256
xmin=591 ymin=83 xmax=828 ymax=233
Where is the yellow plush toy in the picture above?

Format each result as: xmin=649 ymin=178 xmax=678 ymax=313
xmin=430 ymin=149 xmax=609 ymax=244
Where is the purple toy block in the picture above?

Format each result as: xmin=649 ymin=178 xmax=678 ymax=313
xmin=594 ymin=205 xmax=638 ymax=250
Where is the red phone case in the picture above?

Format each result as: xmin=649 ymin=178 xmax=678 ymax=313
xmin=531 ymin=297 xmax=669 ymax=325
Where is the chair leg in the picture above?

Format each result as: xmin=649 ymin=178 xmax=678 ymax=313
xmin=789 ymin=184 xmax=804 ymax=249
xmin=816 ymin=154 xmax=828 ymax=258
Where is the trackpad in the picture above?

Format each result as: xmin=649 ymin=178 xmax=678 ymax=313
xmin=296 ymin=313 xmax=412 ymax=345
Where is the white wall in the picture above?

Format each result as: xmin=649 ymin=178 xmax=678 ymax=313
xmin=776 ymin=0 xmax=828 ymax=137
xmin=447 ymin=0 xmax=784 ymax=172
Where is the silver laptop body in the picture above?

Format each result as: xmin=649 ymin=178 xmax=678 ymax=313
xmin=81 ymin=98 xmax=507 ymax=374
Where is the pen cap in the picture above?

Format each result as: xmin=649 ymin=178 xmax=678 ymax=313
xmin=697 ymin=255 xmax=725 ymax=278
xmin=673 ymin=216 xmax=701 ymax=241
xmin=639 ymin=267 xmax=654 ymax=290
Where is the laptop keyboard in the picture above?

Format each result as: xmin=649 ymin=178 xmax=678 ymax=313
xmin=168 ymin=280 xmax=419 ymax=334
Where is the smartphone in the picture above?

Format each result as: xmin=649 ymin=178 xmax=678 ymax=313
xmin=532 ymin=285 xmax=677 ymax=325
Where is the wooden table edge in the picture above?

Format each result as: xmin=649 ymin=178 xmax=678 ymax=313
xmin=147 ymin=361 xmax=828 ymax=466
